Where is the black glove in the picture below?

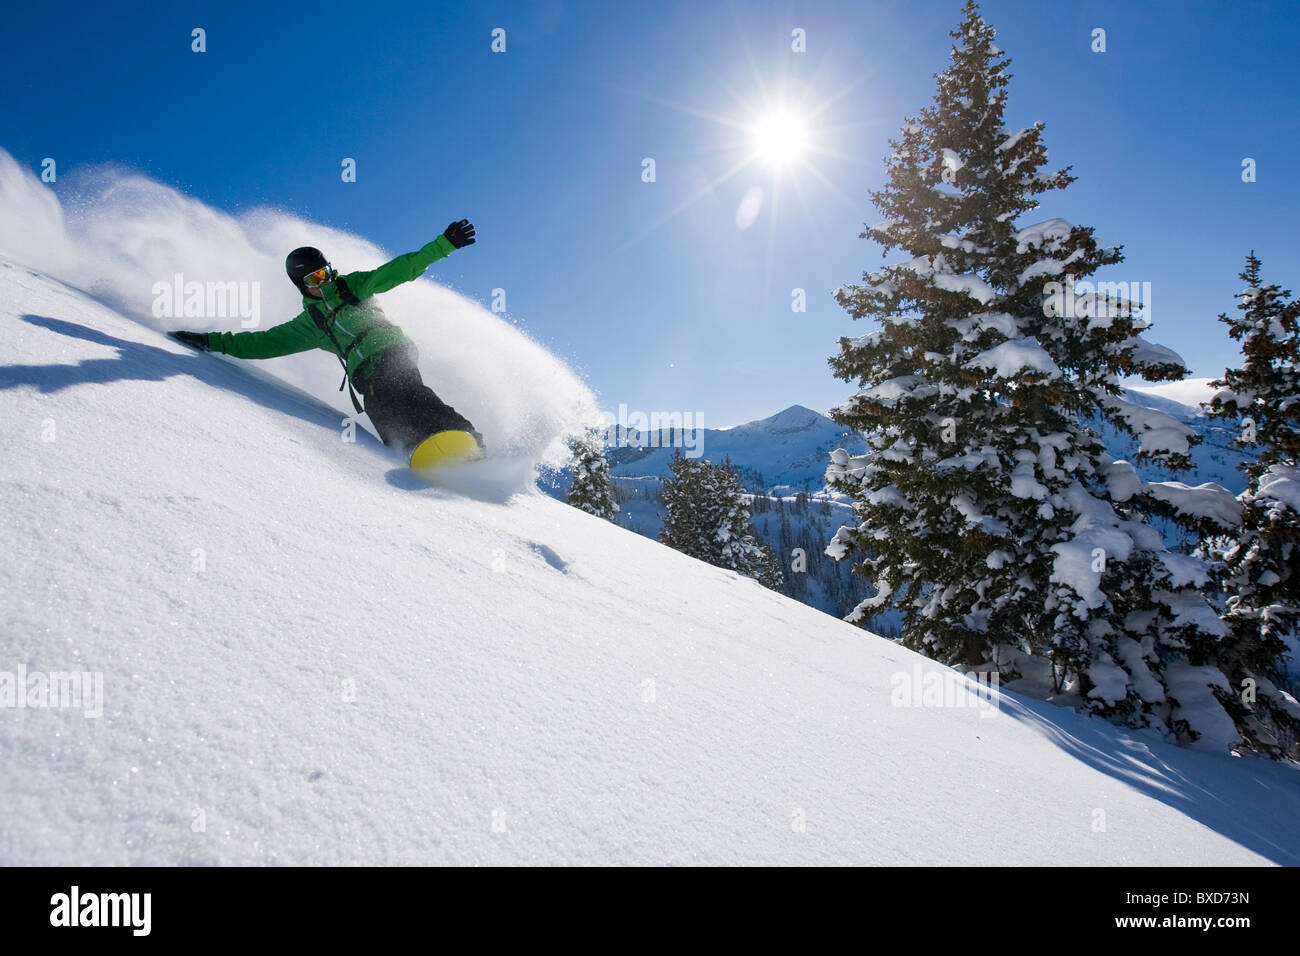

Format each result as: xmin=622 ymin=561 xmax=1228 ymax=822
xmin=443 ymin=219 xmax=476 ymax=249
xmin=169 ymin=330 xmax=210 ymax=351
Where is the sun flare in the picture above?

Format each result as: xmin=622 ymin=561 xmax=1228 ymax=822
xmin=617 ymin=59 xmax=868 ymax=257
xmin=751 ymin=110 xmax=809 ymax=167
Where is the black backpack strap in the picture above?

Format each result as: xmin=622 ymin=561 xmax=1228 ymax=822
xmin=338 ymin=326 xmax=383 ymax=365
xmin=305 ymin=301 xmax=332 ymax=334
xmin=306 ymin=302 xmax=365 ymax=415
xmin=334 ymin=274 xmax=362 ymax=307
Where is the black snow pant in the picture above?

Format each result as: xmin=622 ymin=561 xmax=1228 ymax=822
xmin=355 ymin=344 xmax=482 ymax=459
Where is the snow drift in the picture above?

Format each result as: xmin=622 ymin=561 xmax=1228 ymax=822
xmin=1 ymin=260 xmax=1299 ymax=864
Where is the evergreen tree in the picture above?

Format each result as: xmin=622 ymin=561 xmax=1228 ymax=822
xmin=661 ymin=453 xmax=784 ymax=590
xmin=1203 ymin=254 xmax=1300 ymax=756
xmin=1207 ymin=254 xmax=1300 ymax=479
xmin=778 ymin=510 xmax=804 ymax=601
xmin=566 ymin=430 xmax=619 ymax=521
xmin=827 ymin=0 xmax=1242 ymax=748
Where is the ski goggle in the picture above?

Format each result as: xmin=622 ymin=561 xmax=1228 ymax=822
xmin=301 ymin=265 xmax=336 ymax=289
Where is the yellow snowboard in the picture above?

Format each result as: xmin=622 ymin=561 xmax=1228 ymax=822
xmin=409 ymin=430 xmax=484 ymax=474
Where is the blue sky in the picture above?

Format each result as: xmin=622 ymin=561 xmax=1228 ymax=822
xmin=4 ymin=0 xmax=1297 ymax=425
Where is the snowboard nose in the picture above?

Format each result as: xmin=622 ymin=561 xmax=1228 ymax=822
xmin=409 ymin=430 xmax=485 ymax=474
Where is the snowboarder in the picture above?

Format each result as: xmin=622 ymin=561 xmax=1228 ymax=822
xmin=169 ymin=220 xmax=483 ymax=471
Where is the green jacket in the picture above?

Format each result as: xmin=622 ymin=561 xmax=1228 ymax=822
xmin=207 ymin=233 xmax=458 ymax=381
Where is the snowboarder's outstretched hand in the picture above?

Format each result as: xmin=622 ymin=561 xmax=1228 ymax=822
xmin=443 ymin=219 xmax=476 ymax=248
xmin=169 ymin=330 xmax=210 ymax=351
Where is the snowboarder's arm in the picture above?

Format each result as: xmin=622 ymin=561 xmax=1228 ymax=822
xmin=347 ymin=220 xmax=475 ymax=299
xmin=346 ymin=235 xmax=457 ymax=299
xmin=206 ymin=313 xmax=326 ymax=359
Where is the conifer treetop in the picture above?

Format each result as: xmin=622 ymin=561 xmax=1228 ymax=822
xmin=1206 ymin=252 xmax=1300 ymax=478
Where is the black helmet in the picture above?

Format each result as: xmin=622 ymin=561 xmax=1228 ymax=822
xmin=285 ymin=246 xmax=330 ymax=293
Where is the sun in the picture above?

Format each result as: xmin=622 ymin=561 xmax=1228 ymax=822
xmin=751 ymin=109 xmax=809 ymax=167
xmin=611 ymin=55 xmax=871 ymax=257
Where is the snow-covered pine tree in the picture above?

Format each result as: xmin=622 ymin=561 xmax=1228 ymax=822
xmin=1202 ymin=254 xmax=1300 ymax=755
xmin=826 ymin=0 xmax=1244 ymax=749
xmin=1207 ymin=254 xmax=1300 ymax=482
xmin=660 ymin=453 xmax=784 ymax=590
xmin=566 ymin=430 xmax=620 ymax=521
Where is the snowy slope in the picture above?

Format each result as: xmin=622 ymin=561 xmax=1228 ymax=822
xmin=1129 ymin=377 xmax=1220 ymax=410
xmin=3 ymin=263 xmax=1299 ymax=865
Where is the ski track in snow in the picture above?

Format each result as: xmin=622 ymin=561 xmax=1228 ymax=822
xmin=1 ymin=264 xmax=1299 ymax=865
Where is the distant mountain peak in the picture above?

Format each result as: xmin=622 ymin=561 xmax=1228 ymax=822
xmin=744 ymin=404 xmax=826 ymax=433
